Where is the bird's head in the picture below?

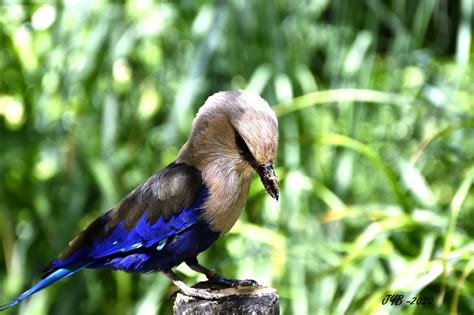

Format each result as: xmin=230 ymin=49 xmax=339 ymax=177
xmin=177 ymin=90 xmax=279 ymax=200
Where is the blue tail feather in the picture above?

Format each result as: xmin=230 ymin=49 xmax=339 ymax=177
xmin=0 ymin=262 xmax=90 ymax=311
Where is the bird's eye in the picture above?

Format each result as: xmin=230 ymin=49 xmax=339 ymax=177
xmin=234 ymin=129 xmax=257 ymax=166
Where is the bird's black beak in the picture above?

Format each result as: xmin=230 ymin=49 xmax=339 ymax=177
xmin=255 ymin=162 xmax=279 ymax=201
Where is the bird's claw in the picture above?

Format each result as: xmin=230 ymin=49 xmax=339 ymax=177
xmin=208 ymin=274 xmax=259 ymax=287
xmin=233 ymin=279 xmax=259 ymax=287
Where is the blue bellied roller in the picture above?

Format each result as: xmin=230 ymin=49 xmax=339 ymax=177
xmin=0 ymin=90 xmax=279 ymax=310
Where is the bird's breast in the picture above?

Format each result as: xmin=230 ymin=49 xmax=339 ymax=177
xmin=200 ymin=171 xmax=252 ymax=234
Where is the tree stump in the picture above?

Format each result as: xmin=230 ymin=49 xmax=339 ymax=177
xmin=173 ymin=281 xmax=279 ymax=315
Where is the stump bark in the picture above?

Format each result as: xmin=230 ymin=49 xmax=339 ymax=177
xmin=173 ymin=281 xmax=279 ymax=315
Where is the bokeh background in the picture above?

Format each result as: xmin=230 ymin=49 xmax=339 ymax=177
xmin=1 ymin=1 xmax=474 ymax=314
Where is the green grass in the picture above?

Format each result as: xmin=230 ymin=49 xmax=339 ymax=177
xmin=1 ymin=1 xmax=473 ymax=314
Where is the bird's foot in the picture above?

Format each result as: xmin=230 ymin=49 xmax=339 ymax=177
xmin=207 ymin=274 xmax=259 ymax=288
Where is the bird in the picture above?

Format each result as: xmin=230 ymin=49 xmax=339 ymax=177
xmin=0 ymin=90 xmax=279 ymax=311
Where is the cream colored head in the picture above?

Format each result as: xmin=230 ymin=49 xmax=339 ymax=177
xmin=177 ymin=90 xmax=279 ymax=200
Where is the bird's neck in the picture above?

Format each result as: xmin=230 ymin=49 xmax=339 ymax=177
xmin=177 ymin=141 xmax=253 ymax=233
xmin=201 ymin=160 xmax=252 ymax=233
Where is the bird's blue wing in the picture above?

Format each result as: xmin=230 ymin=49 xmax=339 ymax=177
xmin=0 ymin=162 xmax=208 ymax=311
xmin=42 ymin=162 xmax=206 ymax=276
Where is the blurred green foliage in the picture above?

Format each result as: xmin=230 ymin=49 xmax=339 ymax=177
xmin=1 ymin=0 xmax=474 ymax=314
